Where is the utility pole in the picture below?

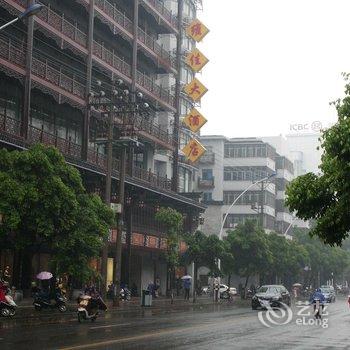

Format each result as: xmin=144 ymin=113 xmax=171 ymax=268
xmin=114 ymin=146 xmax=126 ymax=306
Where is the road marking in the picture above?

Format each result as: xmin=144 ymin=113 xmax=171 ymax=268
xmin=60 ymin=315 xmax=252 ymax=350
xmin=89 ymin=323 xmax=131 ymax=330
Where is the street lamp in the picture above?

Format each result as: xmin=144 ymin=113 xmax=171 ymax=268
xmin=217 ymin=173 xmax=276 ymax=270
xmin=0 ymin=4 xmax=43 ymax=31
xmin=284 ymin=216 xmax=298 ymax=236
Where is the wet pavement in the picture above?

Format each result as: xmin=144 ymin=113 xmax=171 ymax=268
xmin=1 ymin=298 xmax=350 ymax=349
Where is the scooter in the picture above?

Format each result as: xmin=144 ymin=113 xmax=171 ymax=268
xmin=33 ymin=290 xmax=67 ymax=312
xmin=0 ymin=282 xmax=17 ymax=317
xmin=120 ymin=287 xmax=131 ymax=301
xmin=77 ymin=294 xmax=107 ymax=323
xmin=312 ymin=298 xmax=322 ymax=319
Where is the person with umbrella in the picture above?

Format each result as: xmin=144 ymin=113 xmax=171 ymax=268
xmin=182 ymin=275 xmax=192 ymax=300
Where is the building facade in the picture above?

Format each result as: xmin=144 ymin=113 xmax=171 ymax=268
xmin=0 ymin=0 xmax=205 ymax=294
xmin=197 ymin=136 xmax=295 ymax=237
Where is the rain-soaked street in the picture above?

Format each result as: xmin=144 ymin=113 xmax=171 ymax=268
xmin=1 ymin=298 xmax=350 ymax=350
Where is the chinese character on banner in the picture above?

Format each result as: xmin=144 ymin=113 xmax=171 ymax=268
xmin=183 ymin=78 xmax=208 ymax=102
xmin=186 ymin=19 xmax=209 ymax=42
xmin=182 ymin=138 xmax=206 ymax=163
xmin=183 ymin=108 xmax=207 ymax=133
xmin=186 ymin=48 xmax=209 ymax=72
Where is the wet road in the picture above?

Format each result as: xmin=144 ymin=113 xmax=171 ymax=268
xmin=1 ymin=298 xmax=350 ymax=349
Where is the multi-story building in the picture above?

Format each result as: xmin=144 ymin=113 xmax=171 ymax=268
xmin=0 ymin=0 xmax=205 ymax=295
xmin=197 ymin=136 xmax=295 ymax=237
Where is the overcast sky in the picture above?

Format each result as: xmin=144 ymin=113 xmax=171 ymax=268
xmin=197 ymin=0 xmax=348 ymax=137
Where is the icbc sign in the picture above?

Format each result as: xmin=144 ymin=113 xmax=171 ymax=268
xmin=289 ymin=121 xmax=322 ymax=133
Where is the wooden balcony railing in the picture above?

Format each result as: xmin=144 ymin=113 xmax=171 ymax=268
xmin=93 ymin=41 xmax=175 ymax=107
xmin=137 ymin=27 xmax=176 ymax=70
xmin=0 ymin=114 xmax=174 ymax=193
xmin=0 ymin=36 xmax=86 ymax=101
xmin=36 ymin=3 xmax=88 ymax=48
xmin=142 ymin=0 xmax=178 ymax=30
xmin=32 ymin=57 xmax=86 ymax=99
xmin=94 ymin=0 xmax=176 ymax=71
xmin=8 ymin=0 xmax=176 ymax=108
xmin=122 ymin=114 xmax=173 ymax=146
xmin=95 ymin=0 xmax=133 ymax=33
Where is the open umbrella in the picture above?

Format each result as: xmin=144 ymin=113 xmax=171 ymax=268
xmin=181 ymin=275 xmax=192 ymax=280
xmin=293 ymin=283 xmax=302 ymax=287
xmin=36 ymin=271 xmax=53 ymax=280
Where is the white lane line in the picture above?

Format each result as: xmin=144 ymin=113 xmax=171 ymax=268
xmin=89 ymin=323 xmax=131 ymax=330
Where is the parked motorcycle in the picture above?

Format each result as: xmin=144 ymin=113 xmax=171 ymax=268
xmin=77 ymin=294 xmax=107 ymax=323
xmin=33 ymin=289 xmax=67 ymax=312
xmin=0 ymin=281 xmax=17 ymax=317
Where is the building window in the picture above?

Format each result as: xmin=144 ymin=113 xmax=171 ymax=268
xmin=224 ymin=143 xmax=276 ymax=160
xmin=224 ymin=166 xmax=273 ymax=181
xmin=203 ymin=192 xmax=212 ymax=202
xmin=202 ymin=169 xmax=213 ymax=180
xmin=223 ymin=191 xmax=275 ymax=208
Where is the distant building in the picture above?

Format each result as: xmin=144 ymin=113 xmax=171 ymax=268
xmin=196 ymin=136 xmax=295 ymax=236
xmin=262 ymin=133 xmax=322 ymax=176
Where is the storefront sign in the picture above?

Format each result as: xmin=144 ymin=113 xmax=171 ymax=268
xmin=183 ymin=108 xmax=207 ymax=133
xmin=183 ymin=78 xmax=208 ymax=102
xmin=186 ymin=19 xmax=209 ymax=42
xmin=186 ymin=48 xmax=209 ymax=72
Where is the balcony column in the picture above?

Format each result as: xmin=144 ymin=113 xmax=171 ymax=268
xmin=82 ymin=0 xmax=95 ymax=160
xmin=171 ymin=0 xmax=184 ymax=192
xmin=22 ymin=0 xmax=35 ymax=139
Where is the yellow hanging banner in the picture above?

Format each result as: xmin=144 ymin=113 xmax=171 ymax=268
xmin=186 ymin=19 xmax=210 ymax=42
xmin=186 ymin=48 xmax=209 ymax=73
xmin=182 ymin=138 xmax=206 ymax=163
xmin=183 ymin=108 xmax=207 ymax=133
xmin=183 ymin=78 xmax=208 ymax=102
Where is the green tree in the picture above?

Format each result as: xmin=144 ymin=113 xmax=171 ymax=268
xmin=155 ymin=207 xmax=183 ymax=301
xmin=225 ymin=220 xmax=272 ymax=297
xmin=265 ymin=233 xmax=309 ymax=287
xmin=286 ymin=74 xmax=350 ymax=245
xmin=294 ymin=229 xmax=349 ymax=286
xmin=0 ymin=145 xmax=113 ymax=286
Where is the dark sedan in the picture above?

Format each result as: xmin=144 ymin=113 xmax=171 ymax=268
xmin=252 ymin=285 xmax=291 ymax=310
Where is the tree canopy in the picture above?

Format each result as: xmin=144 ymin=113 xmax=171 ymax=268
xmin=0 ymin=145 xmax=113 ymax=282
xmin=286 ymin=74 xmax=350 ymax=245
xmin=224 ymin=220 xmax=273 ymax=288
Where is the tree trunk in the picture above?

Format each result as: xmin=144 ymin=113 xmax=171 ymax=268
xmin=228 ymin=274 xmax=231 ymax=287
xmin=21 ymin=250 xmax=33 ymax=296
xmin=243 ymin=275 xmax=250 ymax=299
xmin=12 ymin=249 xmax=22 ymax=288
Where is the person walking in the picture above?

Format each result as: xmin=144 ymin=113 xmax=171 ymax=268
xmin=183 ymin=278 xmax=191 ymax=300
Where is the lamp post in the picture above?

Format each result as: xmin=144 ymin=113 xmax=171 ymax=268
xmin=89 ymin=80 xmax=149 ymax=304
xmin=217 ymin=173 xmax=276 ymax=270
xmin=0 ymin=4 xmax=43 ymax=31
xmin=284 ymin=216 xmax=298 ymax=236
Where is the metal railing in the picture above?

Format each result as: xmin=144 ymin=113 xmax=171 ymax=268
xmin=198 ymin=177 xmax=215 ymax=188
